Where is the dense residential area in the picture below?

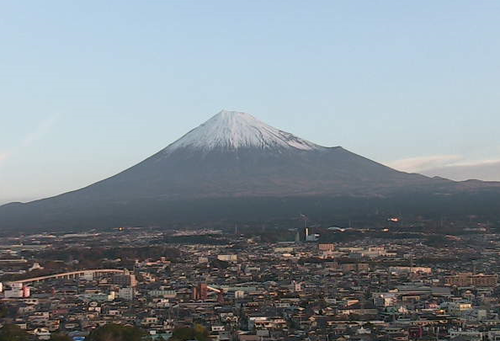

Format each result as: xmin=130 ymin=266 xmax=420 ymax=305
xmin=1 ymin=228 xmax=500 ymax=341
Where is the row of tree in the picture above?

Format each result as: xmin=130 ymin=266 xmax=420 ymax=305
xmin=0 ymin=323 xmax=210 ymax=341
xmin=0 ymin=325 xmax=72 ymax=341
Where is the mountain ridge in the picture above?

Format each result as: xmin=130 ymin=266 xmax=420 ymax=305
xmin=1 ymin=110 xmax=499 ymax=231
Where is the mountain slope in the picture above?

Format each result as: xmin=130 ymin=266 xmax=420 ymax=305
xmin=49 ymin=110 xmax=439 ymax=200
xmin=0 ymin=110 xmax=497 ymax=231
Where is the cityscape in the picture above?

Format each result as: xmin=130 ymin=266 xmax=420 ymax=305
xmin=1 ymin=224 xmax=500 ymax=340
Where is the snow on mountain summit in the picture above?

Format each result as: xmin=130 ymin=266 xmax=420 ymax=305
xmin=165 ymin=110 xmax=322 ymax=152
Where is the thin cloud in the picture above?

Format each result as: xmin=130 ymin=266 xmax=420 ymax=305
xmin=0 ymin=114 xmax=60 ymax=166
xmin=423 ymin=159 xmax=500 ymax=181
xmin=21 ymin=114 xmax=60 ymax=147
xmin=387 ymin=155 xmax=462 ymax=173
xmin=449 ymin=159 xmax=500 ymax=168
xmin=0 ymin=151 xmax=10 ymax=164
xmin=388 ymin=155 xmax=500 ymax=181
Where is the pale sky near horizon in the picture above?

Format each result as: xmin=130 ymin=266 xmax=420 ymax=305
xmin=1 ymin=0 xmax=500 ymax=204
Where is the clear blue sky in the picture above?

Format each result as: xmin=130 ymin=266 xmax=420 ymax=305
xmin=1 ymin=0 xmax=500 ymax=203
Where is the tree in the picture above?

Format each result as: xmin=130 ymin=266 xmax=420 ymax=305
xmin=0 ymin=324 xmax=29 ymax=341
xmin=50 ymin=334 xmax=73 ymax=341
xmin=0 ymin=304 xmax=8 ymax=318
xmin=87 ymin=324 xmax=146 ymax=341
xmin=170 ymin=324 xmax=209 ymax=341
xmin=193 ymin=324 xmax=209 ymax=341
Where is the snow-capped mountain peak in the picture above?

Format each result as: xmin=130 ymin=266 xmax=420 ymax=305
xmin=165 ymin=110 xmax=322 ymax=152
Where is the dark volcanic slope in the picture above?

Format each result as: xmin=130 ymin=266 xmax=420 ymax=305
xmin=0 ymin=110 xmax=498 ymax=231
xmin=69 ymin=146 xmax=442 ymax=201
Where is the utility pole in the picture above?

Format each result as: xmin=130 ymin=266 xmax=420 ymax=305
xmin=410 ymin=253 xmax=414 ymax=274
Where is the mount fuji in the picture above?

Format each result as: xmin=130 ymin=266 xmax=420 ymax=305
xmin=1 ymin=110 xmax=498 ymax=231
xmin=56 ymin=110 xmax=439 ymax=199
